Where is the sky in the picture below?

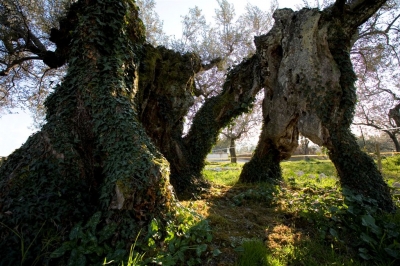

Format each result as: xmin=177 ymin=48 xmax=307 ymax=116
xmin=0 ymin=0 xmax=304 ymax=156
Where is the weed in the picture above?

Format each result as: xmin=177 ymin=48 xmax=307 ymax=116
xmin=143 ymin=207 xmax=213 ymax=266
xmin=232 ymin=183 xmax=280 ymax=206
xmin=236 ymin=240 xmax=271 ymax=266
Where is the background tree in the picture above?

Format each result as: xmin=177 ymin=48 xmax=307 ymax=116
xmin=356 ymin=132 xmax=397 ymax=152
xmin=352 ymin=0 xmax=400 ymax=152
xmin=0 ymin=0 xmax=72 ymax=123
xmin=221 ymin=106 xmax=261 ymax=163
xmin=299 ymin=134 xmax=310 ymax=155
xmin=136 ymin=0 xmax=168 ymax=46
xmin=166 ymin=0 xmax=276 ymax=126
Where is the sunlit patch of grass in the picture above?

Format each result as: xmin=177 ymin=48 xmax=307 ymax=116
xmin=192 ymin=159 xmax=400 ymax=265
xmin=203 ymin=164 xmax=242 ymax=186
xmin=285 ymin=237 xmax=363 ymax=266
xmin=281 ymin=159 xmax=336 ymax=177
xmin=236 ymin=240 xmax=275 ymax=266
xmin=281 ymin=159 xmax=338 ymax=190
xmin=382 ymin=155 xmax=400 ymax=183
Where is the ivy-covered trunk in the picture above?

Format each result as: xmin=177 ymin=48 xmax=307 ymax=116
xmin=239 ymin=2 xmax=395 ymax=211
xmin=0 ymin=0 xmax=175 ymax=264
xmin=138 ymin=51 xmax=262 ymax=197
xmin=324 ymin=19 xmax=395 ymax=212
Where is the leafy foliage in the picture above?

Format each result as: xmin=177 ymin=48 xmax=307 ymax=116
xmin=143 ymin=208 xmax=212 ymax=265
xmin=49 ymin=212 xmax=123 ymax=265
xmin=281 ymin=167 xmax=400 ymax=264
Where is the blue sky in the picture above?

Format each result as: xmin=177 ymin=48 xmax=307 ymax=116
xmin=0 ymin=0 xmax=303 ymax=156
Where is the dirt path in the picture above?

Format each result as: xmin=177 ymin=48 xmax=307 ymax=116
xmin=181 ymin=184 xmax=310 ymax=265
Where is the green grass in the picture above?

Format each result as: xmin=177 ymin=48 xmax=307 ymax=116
xmin=203 ymin=163 xmax=242 ymax=186
xmin=202 ymin=156 xmax=400 ymax=265
xmin=284 ymin=238 xmax=363 ymax=266
xmin=282 ymin=159 xmax=339 ymax=192
xmin=382 ymin=155 xmax=400 ymax=184
xmin=236 ymin=240 xmax=279 ymax=266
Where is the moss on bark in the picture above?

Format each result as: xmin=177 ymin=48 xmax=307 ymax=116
xmin=0 ymin=0 xmax=176 ymax=264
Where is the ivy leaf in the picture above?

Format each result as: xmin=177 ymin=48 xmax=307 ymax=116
xmin=86 ymin=211 xmax=101 ymax=234
xmin=361 ymin=214 xmax=382 ymax=235
xmin=358 ymin=248 xmax=372 ymax=260
xmin=360 ymin=232 xmax=377 ymax=246
xmin=329 ymin=228 xmax=339 ymax=239
xmin=98 ymin=223 xmax=118 ymax=243
xmin=212 ymin=248 xmax=222 ymax=257
xmin=50 ymin=242 xmax=72 ymax=258
xmin=67 ymin=248 xmax=86 ymax=266
xmin=385 ymin=247 xmax=399 ymax=258
xmin=69 ymin=224 xmax=82 ymax=240
xmin=196 ymin=243 xmax=207 ymax=257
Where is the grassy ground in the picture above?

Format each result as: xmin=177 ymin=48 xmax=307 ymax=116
xmin=180 ymin=157 xmax=400 ymax=266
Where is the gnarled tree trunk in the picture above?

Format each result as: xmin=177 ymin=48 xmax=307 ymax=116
xmin=0 ymin=0 xmax=174 ymax=264
xmin=239 ymin=1 xmax=395 ymax=212
xmin=138 ymin=51 xmax=262 ymax=197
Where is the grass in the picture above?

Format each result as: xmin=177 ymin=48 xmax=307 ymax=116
xmin=203 ymin=162 xmax=242 ymax=186
xmin=381 ymin=155 xmax=400 ymax=185
xmin=236 ymin=240 xmax=275 ymax=266
xmin=184 ymin=156 xmax=400 ymax=265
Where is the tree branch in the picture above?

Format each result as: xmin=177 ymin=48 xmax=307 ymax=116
xmin=0 ymin=56 xmax=41 ymax=76
xmin=343 ymin=0 xmax=388 ymax=32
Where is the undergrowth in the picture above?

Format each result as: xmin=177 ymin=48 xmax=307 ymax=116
xmin=198 ymin=157 xmax=400 ymax=265
xmin=27 ymin=157 xmax=397 ymax=265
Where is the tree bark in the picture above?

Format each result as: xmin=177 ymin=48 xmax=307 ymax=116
xmin=239 ymin=128 xmax=282 ymax=183
xmin=138 ymin=50 xmax=262 ymax=197
xmin=0 ymin=0 xmax=175 ymax=264
xmin=388 ymin=131 xmax=400 ymax=152
xmin=239 ymin=2 xmax=395 ymax=212
xmin=389 ymin=103 xmax=400 ymax=128
xmin=229 ymin=138 xmax=237 ymax=163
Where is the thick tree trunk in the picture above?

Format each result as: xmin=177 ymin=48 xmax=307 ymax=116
xmin=239 ymin=3 xmax=395 ymax=212
xmin=136 ymin=44 xmax=205 ymax=197
xmin=179 ymin=55 xmax=261 ymax=194
xmin=239 ymin=8 xmax=305 ymax=183
xmin=229 ymin=138 xmax=237 ymax=163
xmin=138 ymin=51 xmax=262 ymax=197
xmin=239 ymin=129 xmax=282 ymax=183
xmin=0 ymin=1 xmax=175 ymax=264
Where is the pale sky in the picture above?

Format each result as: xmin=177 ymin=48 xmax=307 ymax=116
xmin=0 ymin=0 xmax=303 ymax=156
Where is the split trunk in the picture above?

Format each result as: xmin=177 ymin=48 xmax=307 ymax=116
xmin=239 ymin=3 xmax=395 ymax=212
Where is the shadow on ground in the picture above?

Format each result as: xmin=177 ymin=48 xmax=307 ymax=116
xmin=180 ymin=182 xmax=325 ymax=266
